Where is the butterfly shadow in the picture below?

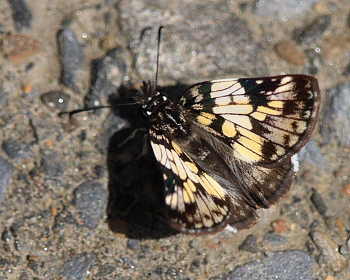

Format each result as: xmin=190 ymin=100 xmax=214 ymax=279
xmin=105 ymin=83 xmax=188 ymax=239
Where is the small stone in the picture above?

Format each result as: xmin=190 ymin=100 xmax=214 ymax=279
xmin=343 ymin=184 xmax=350 ymax=197
xmin=264 ymin=232 xmax=288 ymax=246
xmin=224 ymin=250 xmax=315 ymax=280
xmin=1 ymin=34 xmax=41 ymax=65
xmin=8 ymin=0 xmax=32 ymax=31
xmin=58 ymin=27 xmax=84 ymax=93
xmin=311 ymin=231 xmax=348 ymax=272
xmin=275 ymin=40 xmax=307 ymax=65
xmin=323 ymin=36 xmax=350 ymax=60
xmin=85 ymin=48 xmax=126 ymax=110
xmin=294 ymin=14 xmax=332 ymax=44
xmin=0 ymin=157 xmax=14 ymax=205
xmin=41 ymin=91 xmax=71 ymax=110
xmin=239 ymin=234 xmax=258 ymax=253
xmin=272 ymin=219 xmax=289 ymax=234
xmin=75 ymin=181 xmax=107 ymax=229
xmin=127 ymin=238 xmax=140 ymax=250
xmin=310 ymin=188 xmax=327 ymax=216
xmin=321 ymin=83 xmax=350 ymax=146
xmin=254 ymin=0 xmax=317 ymax=21
xmin=2 ymin=140 xmax=33 ymax=160
xmin=59 ymin=253 xmax=96 ymax=280
xmin=42 ymin=152 xmax=66 ymax=180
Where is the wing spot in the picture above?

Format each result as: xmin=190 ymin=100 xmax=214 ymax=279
xmin=222 ymin=121 xmax=237 ymax=137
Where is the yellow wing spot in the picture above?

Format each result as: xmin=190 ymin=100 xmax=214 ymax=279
xmin=276 ymin=146 xmax=286 ymax=156
xmin=257 ymin=106 xmax=283 ymax=116
xmin=295 ymin=121 xmax=307 ymax=134
xmin=186 ymin=179 xmax=197 ymax=192
xmin=223 ymin=115 xmax=252 ymax=130
xmin=210 ymin=80 xmax=245 ymax=97
xmin=280 ymin=76 xmax=293 ymax=84
xmin=171 ymin=151 xmax=187 ymax=180
xmin=185 ymin=161 xmax=199 ymax=173
xmin=201 ymin=112 xmax=216 ymax=120
xmin=231 ymin=95 xmax=250 ymax=104
xmin=233 ymin=142 xmax=262 ymax=162
xmin=201 ymin=173 xmax=226 ymax=198
xmin=215 ymin=96 xmax=232 ymax=105
xmin=172 ymin=142 xmax=182 ymax=154
xmin=211 ymin=79 xmax=237 ymax=91
xmin=222 ymin=121 xmax=237 ymax=137
xmin=213 ymin=104 xmax=253 ymax=115
xmin=268 ymin=101 xmax=284 ymax=108
xmin=236 ymin=127 xmax=264 ymax=146
xmin=166 ymin=194 xmax=178 ymax=210
xmin=238 ymin=135 xmax=263 ymax=156
xmin=183 ymin=183 xmax=195 ymax=203
xmin=251 ymin=111 xmax=266 ymax=121
xmin=197 ymin=115 xmax=213 ymax=126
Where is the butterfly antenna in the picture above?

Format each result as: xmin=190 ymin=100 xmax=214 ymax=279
xmin=59 ymin=102 xmax=137 ymax=118
xmin=132 ymin=27 xmax=153 ymax=75
xmin=154 ymin=25 xmax=164 ymax=89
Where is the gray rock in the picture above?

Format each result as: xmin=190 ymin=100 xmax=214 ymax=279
xmin=119 ymin=0 xmax=268 ymax=81
xmin=264 ymin=232 xmax=288 ymax=247
xmin=75 ymin=181 xmax=107 ymax=229
xmin=2 ymin=140 xmax=33 ymax=160
xmin=0 ymin=157 xmax=14 ymax=205
xmin=58 ymin=27 xmax=84 ymax=93
xmin=42 ymin=152 xmax=66 ymax=180
xmin=8 ymin=0 xmax=32 ymax=31
xmin=85 ymin=48 xmax=127 ymax=110
xmin=41 ymin=90 xmax=71 ymax=110
xmin=254 ymin=0 xmax=318 ymax=21
xmin=59 ymin=253 xmax=96 ymax=280
xmin=294 ymin=15 xmax=332 ymax=44
xmin=224 ymin=250 xmax=315 ymax=280
xmin=321 ymin=83 xmax=350 ymax=146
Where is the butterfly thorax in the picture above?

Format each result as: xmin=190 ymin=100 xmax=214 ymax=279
xmin=136 ymin=81 xmax=192 ymax=138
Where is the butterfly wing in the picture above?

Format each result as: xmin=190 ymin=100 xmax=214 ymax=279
xmin=149 ymin=126 xmax=259 ymax=234
xmin=180 ymin=75 xmax=320 ymax=166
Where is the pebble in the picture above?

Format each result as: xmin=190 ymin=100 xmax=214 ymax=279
xmin=85 ymin=48 xmax=127 ymax=110
xmin=323 ymin=36 xmax=350 ymax=60
xmin=274 ymin=40 xmax=307 ymax=65
xmin=321 ymin=83 xmax=350 ymax=146
xmin=224 ymin=250 xmax=314 ymax=280
xmin=58 ymin=27 xmax=84 ymax=94
xmin=0 ymin=157 xmax=14 ymax=205
xmin=294 ymin=14 xmax=332 ymax=44
xmin=1 ymin=34 xmax=41 ymax=65
xmin=254 ymin=0 xmax=317 ymax=21
xmin=42 ymin=152 xmax=66 ymax=180
xmin=310 ymin=188 xmax=327 ymax=216
xmin=41 ymin=90 xmax=71 ymax=110
xmin=311 ymin=231 xmax=348 ymax=272
xmin=305 ymin=49 xmax=324 ymax=75
xmin=272 ymin=219 xmax=289 ymax=234
xmin=119 ymin=1 xmax=268 ymax=80
xmin=8 ymin=0 xmax=32 ymax=31
xmin=343 ymin=184 xmax=350 ymax=197
xmin=2 ymin=140 xmax=33 ymax=160
xmin=238 ymin=234 xmax=258 ymax=253
xmin=59 ymin=253 xmax=96 ymax=280
xmin=30 ymin=118 xmax=61 ymax=141
xmin=264 ymin=232 xmax=288 ymax=247
xmin=74 ymin=181 xmax=107 ymax=229
xmin=298 ymin=139 xmax=326 ymax=170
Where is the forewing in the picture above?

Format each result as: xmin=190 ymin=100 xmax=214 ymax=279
xmin=180 ymin=75 xmax=320 ymax=165
xmin=149 ymin=126 xmax=234 ymax=234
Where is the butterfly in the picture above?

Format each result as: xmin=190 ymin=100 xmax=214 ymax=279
xmin=133 ymin=74 xmax=320 ymax=235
